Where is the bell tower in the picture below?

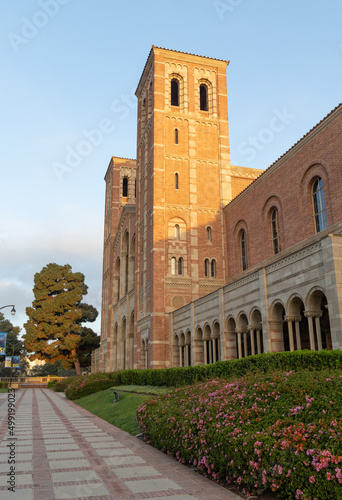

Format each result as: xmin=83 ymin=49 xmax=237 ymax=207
xmin=134 ymin=46 xmax=232 ymax=368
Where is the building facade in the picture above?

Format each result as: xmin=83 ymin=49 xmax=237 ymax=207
xmin=96 ymin=46 xmax=342 ymax=373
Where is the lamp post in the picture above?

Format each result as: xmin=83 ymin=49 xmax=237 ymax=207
xmin=0 ymin=305 xmax=16 ymax=316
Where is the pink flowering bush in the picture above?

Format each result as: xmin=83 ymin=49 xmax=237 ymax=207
xmin=137 ymin=370 xmax=342 ymax=499
xmin=65 ymin=372 xmax=120 ymax=400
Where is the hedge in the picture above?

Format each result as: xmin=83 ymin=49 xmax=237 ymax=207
xmin=65 ymin=372 xmax=120 ymax=400
xmin=118 ymin=350 xmax=342 ymax=388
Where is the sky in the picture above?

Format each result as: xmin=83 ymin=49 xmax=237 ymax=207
xmin=1 ymin=0 xmax=342 ymax=337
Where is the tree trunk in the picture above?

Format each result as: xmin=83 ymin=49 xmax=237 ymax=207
xmin=71 ymin=349 xmax=81 ymax=376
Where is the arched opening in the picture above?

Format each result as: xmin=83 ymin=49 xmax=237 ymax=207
xmin=287 ymin=296 xmax=309 ymax=351
xmin=121 ymin=317 xmax=127 ymax=371
xmin=240 ymin=230 xmax=247 ymax=271
xmin=171 ymin=257 xmax=176 ymax=275
xmin=204 ymin=324 xmax=212 ymax=364
xmin=175 ymin=128 xmax=179 ymax=144
xmin=250 ymin=309 xmax=264 ymax=355
xmin=175 ymin=224 xmax=180 ymax=239
xmin=178 ymin=257 xmax=183 ymax=275
xmin=173 ymin=334 xmax=180 ymax=367
xmin=200 ymin=83 xmax=208 ymax=111
xmin=307 ymin=290 xmax=332 ymax=350
xmin=271 ymin=207 xmax=281 ymax=254
xmin=226 ymin=316 xmax=237 ymax=360
xmin=312 ymin=177 xmax=327 ymax=233
xmin=237 ymin=313 xmax=249 ymax=358
xmin=122 ymin=177 xmax=128 ymax=198
xmin=204 ymin=258 xmax=210 ymax=277
xmin=211 ymin=259 xmax=216 ymax=278
xmin=186 ymin=330 xmax=191 ymax=366
xmin=171 ymin=78 xmax=179 ymax=106
xmin=175 ymin=172 xmax=179 ymax=190
xmin=212 ymin=322 xmax=220 ymax=362
xmin=195 ymin=327 xmax=204 ymax=365
xmin=270 ymin=302 xmax=289 ymax=352
xmin=207 ymin=226 xmax=212 ymax=242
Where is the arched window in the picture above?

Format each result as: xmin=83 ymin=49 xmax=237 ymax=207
xmin=271 ymin=208 xmax=281 ymax=254
xmin=123 ymin=177 xmax=128 ymax=197
xmin=200 ymin=83 xmax=208 ymax=111
xmin=211 ymin=259 xmax=216 ymax=278
xmin=204 ymin=259 xmax=210 ymax=277
xmin=175 ymin=172 xmax=179 ymax=190
xmin=171 ymin=257 xmax=176 ymax=276
xmin=241 ymin=230 xmax=247 ymax=271
xmin=175 ymin=128 xmax=179 ymax=144
xmin=207 ymin=226 xmax=212 ymax=242
xmin=175 ymin=224 xmax=180 ymax=239
xmin=134 ymin=179 xmax=137 ymax=198
xmin=312 ymin=177 xmax=327 ymax=232
xmin=171 ymin=78 xmax=179 ymax=106
xmin=178 ymin=257 xmax=183 ymax=275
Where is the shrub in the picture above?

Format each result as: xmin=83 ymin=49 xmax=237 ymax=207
xmin=0 ymin=381 xmax=8 ymax=389
xmin=65 ymin=372 xmax=120 ymax=400
xmin=120 ymin=350 xmax=342 ymax=388
xmin=137 ymin=369 xmax=342 ymax=499
xmin=53 ymin=377 xmax=76 ymax=392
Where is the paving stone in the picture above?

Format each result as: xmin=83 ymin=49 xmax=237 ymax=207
xmin=53 ymin=482 xmax=110 ymax=499
xmin=114 ymin=465 xmax=162 ymax=478
xmin=124 ymin=477 xmax=182 ymax=493
xmin=49 ymin=458 xmax=91 ymax=469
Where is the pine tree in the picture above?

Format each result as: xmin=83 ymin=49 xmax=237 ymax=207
xmin=23 ymin=263 xmax=96 ymax=375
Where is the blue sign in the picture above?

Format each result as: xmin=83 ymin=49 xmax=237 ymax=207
xmin=0 ymin=332 xmax=7 ymax=355
xmin=12 ymin=356 xmax=20 ymax=369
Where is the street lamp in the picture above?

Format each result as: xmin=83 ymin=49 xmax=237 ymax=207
xmin=0 ymin=305 xmax=16 ymax=316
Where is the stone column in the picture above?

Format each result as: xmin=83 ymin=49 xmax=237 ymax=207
xmin=208 ymin=340 xmax=213 ymax=364
xmin=249 ymin=325 xmax=255 ymax=355
xmin=294 ymin=316 xmax=302 ymax=350
xmin=285 ymin=316 xmax=295 ymax=352
xmin=314 ymin=312 xmax=323 ymax=351
xmin=256 ymin=328 xmax=262 ymax=354
xmin=304 ymin=312 xmax=316 ymax=351
xmin=236 ymin=330 xmax=242 ymax=359
xmin=243 ymin=331 xmax=248 ymax=358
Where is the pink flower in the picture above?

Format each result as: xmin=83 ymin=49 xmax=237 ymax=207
xmin=309 ymin=476 xmax=315 ymax=483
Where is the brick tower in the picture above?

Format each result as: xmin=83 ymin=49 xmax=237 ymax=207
xmin=134 ymin=47 xmax=233 ymax=368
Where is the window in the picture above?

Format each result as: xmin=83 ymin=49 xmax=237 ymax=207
xmin=312 ymin=177 xmax=327 ymax=232
xmin=178 ymin=257 xmax=183 ymax=275
xmin=171 ymin=78 xmax=179 ymax=106
xmin=207 ymin=226 xmax=212 ymax=242
xmin=200 ymin=83 xmax=208 ymax=111
xmin=175 ymin=128 xmax=179 ymax=144
xmin=271 ymin=208 xmax=281 ymax=254
xmin=204 ymin=259 xmax=209 ymax=277
xmin=241 ymin=230 xmax=247 ymax=271
xmin=171 ymin=257 xmax=176 ymax=275
xmin=123 ymin=177 xmax=128 ymax=197
xmin=175 ymin=172 xmax=179 ymax=190
xmin=175 ymin=224 xmax=180 ymax=239
xmin=134 ymin=179 xmax=137 ymax=198
xmin=211 ymin=259 xmax=216 ymax=278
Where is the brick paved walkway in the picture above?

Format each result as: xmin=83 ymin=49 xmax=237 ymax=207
xmin=0 ymin=389 xmax=242 ymax=500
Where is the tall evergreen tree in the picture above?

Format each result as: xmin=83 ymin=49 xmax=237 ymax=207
xmin=23 ymin=263 xmax=98 ymax=375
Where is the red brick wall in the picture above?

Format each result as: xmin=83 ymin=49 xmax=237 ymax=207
xmin=224 ymin=109 xmax=342 ymax=278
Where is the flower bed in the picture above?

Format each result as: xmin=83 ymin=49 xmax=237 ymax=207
xmin=137 ymin=370 xmax=342 ymax=499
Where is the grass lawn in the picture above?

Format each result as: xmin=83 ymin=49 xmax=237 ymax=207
xmin=0 ymin=388 xmax=8 ymax=393
xmin=74 ymin=386 xmax=168 ymax=435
